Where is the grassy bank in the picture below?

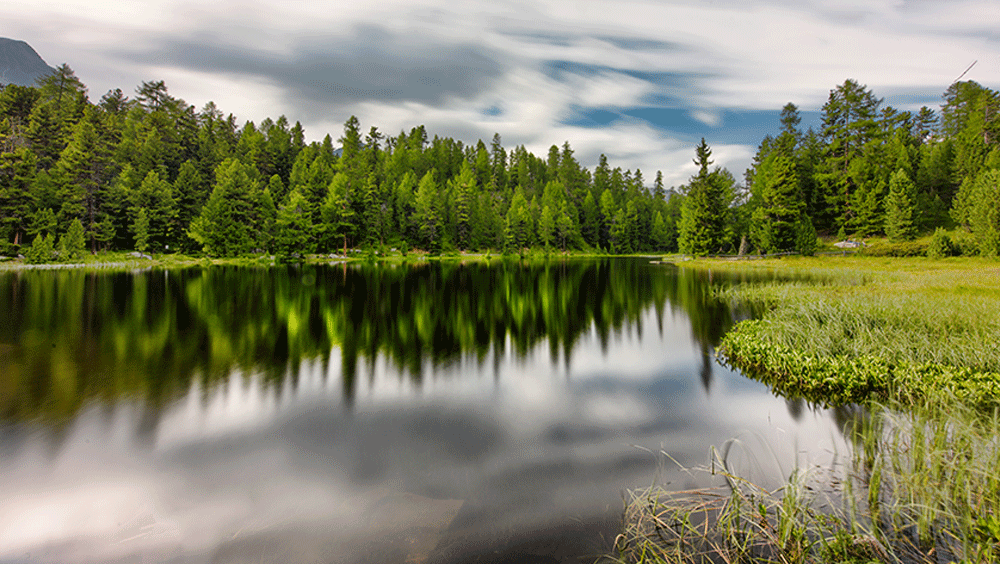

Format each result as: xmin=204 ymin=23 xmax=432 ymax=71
xmin=0 ymin=248 xmax=660 ymax=271
xmin=613 ymin=256 xmax=1000 ymax=564
xmin=705 ymin=256 xmax=1000 ymax=407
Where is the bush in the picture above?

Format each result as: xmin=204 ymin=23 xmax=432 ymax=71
xmin=24 ymin=233 xmax=55 ymax=264
xmin=60 ymin=219 xmax=87 ymax=261
xmin=927 ymin=228 xmax=955 ymax=259
xmin=951 ymin=230 xmax=980 ymax=256
xmin=861 ymin=240 xmax=928 ymax=257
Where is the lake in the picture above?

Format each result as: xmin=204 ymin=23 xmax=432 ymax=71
xmin=0 ymin=258 xmax=853 ymax=564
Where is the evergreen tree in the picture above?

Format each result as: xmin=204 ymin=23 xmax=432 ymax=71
xmin=60 ymin=217 xmax=87 ymax=260
xmin=538 ymin=204 xmax=554 ymax=249
xmin=94 ymin=214 xmax=115 ymax=252
xmin=274 ymin=188 xmax=313 ymax=257
xmin=794 ymin=215 xmax=818 ymax=256
xmin=967 ymin=169 xmax=1000 ymax=256
xmin=320 ymin=173 xmax=356 ymax=255
xmin=651 ymin=211 xmax=669 ymax=250
xmin=25 ymin=232 xmax=54 ymax=264
xmin=750 ymin=153 xmax=801 ymax=252
xmin=884 ymin=168 xmax=917 ymax=242
xmin=679 ymin=139 xmax=731 ymax=255
xmin=131 ymin=207 xmax=150 ymax=252
xmin=414 ymin=171 xmax=441 ymax=252
xmin=927 ymin=227 xmax=954 ymax=259
xmin=188 ymin=158 xmax=259 ymax=256
xmin=505 ymin=189 xmax=531 ymax=254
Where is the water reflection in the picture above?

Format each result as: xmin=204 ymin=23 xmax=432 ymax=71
xmin=0 ymin=259 xmax=737 ymax=424
xmin=0 ymin=259 xmax=851 ymax=564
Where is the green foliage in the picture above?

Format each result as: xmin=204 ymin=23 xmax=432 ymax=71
xmin=926 ymin=227 xmax=955 ymax=258
xmin=2 ymin=70 xmax=996 ymax=257
xmin=273 ymin=188 xmax=313 ymax=258
xmin=24 ymin=232 xmax=54 ymax=264
xmin=965 ymin=169 xmax=1000 ymax=256
xmin=188 ymin=158 xmax=260 ymax=257
xmin=59 ymin=218 xmax=87 ymax=260
xmin=750 ymin=152 xmax=802 ymax=252
xmin=860 ymin=240 xmax=928 ymax=257
xmin=794 ymin=215 xmax=818 ymax=256
xmin=679 ymin=139 xmax=733 ymax=255
xmin=884 ymin=169 xmax=917 ymax=242
xmin=131 ymin=207 xmax=150 ymax=252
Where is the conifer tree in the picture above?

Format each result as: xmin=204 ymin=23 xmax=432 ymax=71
xmin=274 ymin=188 xmax=313 ymax=257
xmin=415 ymin=171 xmax=441 ymax=252
xmin=320 ymin=173 xmax=356 ymax=255
xmin=132 ymin=207 xmax=150 ymax=252
xmin=884 ymin=168 xmax=917 ymax=242
xmin=60 ymin=218 xmax=86 ymax=260
xmin=679 ymin=139 xmax=731 ymax=255
xmin=25 ymin=232 xmax=54 ymax=264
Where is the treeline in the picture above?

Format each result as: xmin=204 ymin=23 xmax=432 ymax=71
xmin=736 ymin=79 xmax=1000 ymax=256
xmin=0 ymin=65 xmax=678 ymax=260
xmin=1 ymin=65 xmax=998 ymax=260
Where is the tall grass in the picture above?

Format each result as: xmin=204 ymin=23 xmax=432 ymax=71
xmin=613 ymin=257 xmax=1000 ymax=564
xmin=613 ymin=404 xmax=1000 ymax=564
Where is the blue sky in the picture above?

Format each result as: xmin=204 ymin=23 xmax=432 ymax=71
xmin=3 ymin=0 xmax=998 ymax=186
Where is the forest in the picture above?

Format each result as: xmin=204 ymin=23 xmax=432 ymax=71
xmin=0 ymin=65 xmax=998 ymax=261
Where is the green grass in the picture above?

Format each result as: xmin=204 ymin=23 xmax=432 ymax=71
xmin=697 ymin=256 xmax=1000 ymax=407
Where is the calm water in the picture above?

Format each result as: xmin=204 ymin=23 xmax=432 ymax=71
xmin=0 ymin=259 xmax=852 ymax=564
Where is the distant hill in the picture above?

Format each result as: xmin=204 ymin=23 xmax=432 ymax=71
xmin=0 ymin=38 xmax=54 ymax=87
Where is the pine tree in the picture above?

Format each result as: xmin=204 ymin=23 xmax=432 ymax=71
xmin=538 ymin=204 xmax=554 ymax=249
xmin=750 ymin=153 xmax=801 ymax=252
xmin=414 ymin=171 xmax=441 ymax=252
xmin=274 ymin=188 xmax=313 ymax=258
xmin=679 ymin=139 xmax=731 ymax=255
xmin=652 ymin=211 xmax=669 ymax=250
xmin=967 ymin=169 xmax=1000 ymax=256
xmin=94 ymin=214 xmax=115 ymax=252
xmin=320 ymin=173 xmax=356 ymax=255
xmin=25 ymin=232 xmax=54 ymax=264
xmin=188 ymin=158 xmax=259 ymax=256
xmin=794 ymin=215 xmax=818 ymax=256
xmin=60 ymin=218 xmax=87 ymax=260
xmin=884 ymin=168 xmax=917 ymax=242
xmin=132 ymin=207 xmax=150 ymax=252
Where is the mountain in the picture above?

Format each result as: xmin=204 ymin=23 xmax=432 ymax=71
xmin=0 ymin=38 xmax=55 ymax=87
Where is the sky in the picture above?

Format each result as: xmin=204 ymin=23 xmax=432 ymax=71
xmin=3 ymin=0 xmax=998 ymax=187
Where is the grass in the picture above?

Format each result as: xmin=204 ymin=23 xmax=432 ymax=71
xmin=613 ymin=403 xmax=1000 ymax=564
xmin=613 ymin=256 xmax=1000 ymax=564
xmin=701 ymin=256 xmax=1000 ymax=407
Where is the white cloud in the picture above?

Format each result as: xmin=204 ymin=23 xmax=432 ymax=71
xmin=3 ymin=0 xmax=997 ymax=184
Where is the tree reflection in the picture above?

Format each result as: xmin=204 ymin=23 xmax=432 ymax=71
xmin=0 ymin=259 xmax=742 ymax=423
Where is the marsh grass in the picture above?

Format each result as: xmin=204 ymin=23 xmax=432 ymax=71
xmin=617 ymin=257 xmax=1000 ymax=563
xmin=703 ymin=257 xmax=1000 ymax=406
xmin=615 ymin=404 xmax=1000 ymax=564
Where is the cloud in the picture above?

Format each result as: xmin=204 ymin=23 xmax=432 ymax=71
xmin=121 ymin=25 xmax=504 ymax=116
xmin=3 ymin=0 xmax=998 ymax=186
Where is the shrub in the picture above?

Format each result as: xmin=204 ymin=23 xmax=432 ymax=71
xmin=951 ymin=230 xmax=980 ymax=256
xmin=927 ymin=228 xmax=955 ymax=259
xmin=24 ymin=233 xmax=55 ymax=264
xmin=861 ymin=240 xmax=928 ymax=257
